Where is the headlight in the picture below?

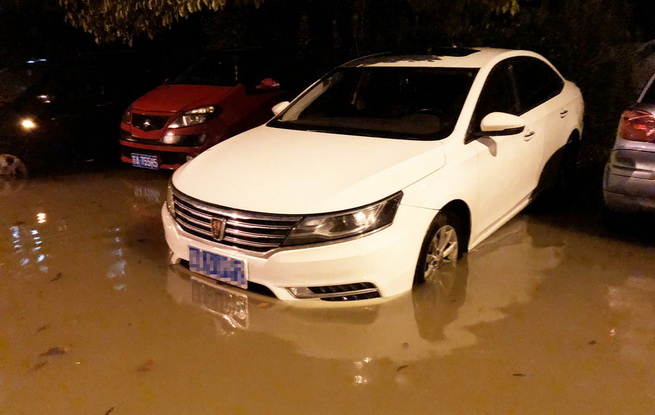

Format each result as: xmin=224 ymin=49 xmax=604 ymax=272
xmin=37 ymin=94 xmax=54 ymax=103
xmin=166 ymin=180 xmax=175 ymax=217
xmin=122 ymin=106 xmax=132 ymax=124
xmin=20 ymin=117 xmax=38 ymax=131
xmin=169 ymin=106 xmax=217 ymax=128
xmin=283 ymin=192 xmax=403 ymax=246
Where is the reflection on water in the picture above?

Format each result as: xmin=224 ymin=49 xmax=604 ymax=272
xmin=606 ymin=274 xmax=655 ymax=400
xmin=166 ymin=217 xmax=565 ymax=369
xmin=607 ymin=276 xmax=655 ymax=361
xmin=1 ymin=170 xmax=169 ymax=286
xmin=105 ymin=227 xmax=127 ymax=291
xmin=191 ymin=277 xmax=249 ymax=331
xmin=0 ymin=175 xmax=26 ymax=195
xmin=5 ymin=221 xmax=53 ymax=277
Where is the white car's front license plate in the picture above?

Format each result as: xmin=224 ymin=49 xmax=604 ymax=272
xmin=131 ymin=153 xmax=160 ymax=170
xmin=188 ymin=246 xmax=247 ymax=288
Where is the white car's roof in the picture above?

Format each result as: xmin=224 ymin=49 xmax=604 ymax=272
xmin=342 ymin=47 xmax=525 ymax=69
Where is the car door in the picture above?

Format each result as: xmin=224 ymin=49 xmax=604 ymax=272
xmin=508 ymin=56 xmax=568 ymax=188
xmin=467 ymin=60 xmax=543 ymax=237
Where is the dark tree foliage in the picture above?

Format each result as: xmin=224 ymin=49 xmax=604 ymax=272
xmin=12 ymin=0 xmax=650 ymax=158
xmin=0 ymin=0 xmax=95 ymax=63
xmin=57 ymin=0 xmax=520 ymax=44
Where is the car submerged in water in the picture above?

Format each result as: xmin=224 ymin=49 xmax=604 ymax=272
xmin=163 ymin=47 xmax=584 ymax=303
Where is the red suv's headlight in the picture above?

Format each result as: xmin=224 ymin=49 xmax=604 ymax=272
xmin=121 ymin=106 xmax=132 ymax=125
xmin=169 ymin=106 xmax=220 ymax=129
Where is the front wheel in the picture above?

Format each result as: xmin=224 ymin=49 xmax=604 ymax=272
xmin=414 ymin=212 xmax=463 ymax=286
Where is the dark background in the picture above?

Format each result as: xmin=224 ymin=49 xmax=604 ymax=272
xmin=1 ymin=0 xmax=654 ymax=164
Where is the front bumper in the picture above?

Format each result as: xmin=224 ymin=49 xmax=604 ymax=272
xmin=162 ymin=203 xmax=436 ymax=302
xmin=119 ymin=139 xmax=199 ymax=170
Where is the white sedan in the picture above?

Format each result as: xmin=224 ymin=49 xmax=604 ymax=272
xmin=163 ymin=47 xmax=584 ymax=302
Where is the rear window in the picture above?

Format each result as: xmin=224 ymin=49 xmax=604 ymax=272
xmin=270 ymin=67 xmax=478 ymax=140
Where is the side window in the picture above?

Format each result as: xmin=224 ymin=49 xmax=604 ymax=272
xmin=470 ymin=62 xmax=519 ymax=133
xmin=510 ymin=57 xmax=564 ymax=112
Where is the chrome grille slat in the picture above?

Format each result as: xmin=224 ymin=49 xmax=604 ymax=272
xmin=222 ymin=236 xmax=281 ymax=249
xmin=179 ymin=221 xmax=213 ymax=237
xmin=227 ymin=219 xmax=292 ymax=231
xmin=225 ymin=228 xmax=287 ymax=240
xmin=173 ymin=189 xmax=302 ymax=253
xmin=177 ymin=204 xmax=213 ymax=221
xmin=176 ymin=210 xmax=210 ymax=228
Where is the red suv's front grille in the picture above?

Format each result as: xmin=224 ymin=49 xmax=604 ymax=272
xmin=131 ymin=114 xmax=170 ymax=132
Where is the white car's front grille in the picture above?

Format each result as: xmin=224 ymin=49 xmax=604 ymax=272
xmin=172 ymin=189 xmax=302 ymax=253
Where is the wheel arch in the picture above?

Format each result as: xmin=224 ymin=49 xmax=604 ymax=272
xmin=439 ymin=199 xmax=471 ymax=253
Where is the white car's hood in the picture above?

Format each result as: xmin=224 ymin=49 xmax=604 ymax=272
xmin=173 ymin=126 xmax=446 ymax=214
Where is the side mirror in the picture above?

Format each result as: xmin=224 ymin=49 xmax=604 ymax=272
xmin=272 ymin=101 xmax=290 ymax=116
xmin=256 ymin=77 xmax=281 ymax=91
xmin=480 ymin=112 xmax=525 ymax=136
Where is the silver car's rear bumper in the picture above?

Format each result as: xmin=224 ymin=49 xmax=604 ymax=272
xmin=603 ymin=161 xmax=655 ymax=212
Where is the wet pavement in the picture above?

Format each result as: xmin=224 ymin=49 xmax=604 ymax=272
xmin=1 ymin=164 xmax=654 ymax=414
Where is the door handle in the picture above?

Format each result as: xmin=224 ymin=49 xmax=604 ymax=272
xmin=524 ymin=130 xmax=535 ymax=141
xmin=560 ymin=109 xmax=569 ymax=118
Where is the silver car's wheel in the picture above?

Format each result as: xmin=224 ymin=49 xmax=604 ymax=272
xmin=414 ymin=212 xmax=463 ymax=286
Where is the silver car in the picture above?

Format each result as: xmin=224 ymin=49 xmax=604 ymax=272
xmin=603 ymin=74 xmax=655 ymax=212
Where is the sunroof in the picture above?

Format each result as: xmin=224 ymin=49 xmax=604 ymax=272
xmin=346 ymin=48 xmax=480 ymax=66
xmin=424 ymin=47 xmax=479 ymax=57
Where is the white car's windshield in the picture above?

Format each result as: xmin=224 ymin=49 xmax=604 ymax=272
xmin=271 ymin=67 xmax=478 ymax=140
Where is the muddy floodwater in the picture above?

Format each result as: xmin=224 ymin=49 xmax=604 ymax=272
xmin=1 ymin=165 xmax=654 ymax=414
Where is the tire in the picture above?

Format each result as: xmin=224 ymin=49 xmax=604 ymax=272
xmin=555 ymin=139 xmax=580 ymax=194
xmin=414 ymin=211 xmax=463 ymax=286
xmin=0 ymin=154 xmax=28 ymax=177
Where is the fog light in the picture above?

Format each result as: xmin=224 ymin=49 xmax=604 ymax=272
xmin=20 ymin=118 xmax=37 ymax=131
xmin=287 ymin=287 xmax=313 ymax=298
xmin=162 ymin=132 xmax=181 ymax=144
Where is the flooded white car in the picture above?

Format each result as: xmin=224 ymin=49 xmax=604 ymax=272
xmin=164 ymin=48 xmax=584 ymax=302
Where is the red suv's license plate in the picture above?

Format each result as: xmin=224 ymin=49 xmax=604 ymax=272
xmin=131 ymin=153 xmax=160 ymax=170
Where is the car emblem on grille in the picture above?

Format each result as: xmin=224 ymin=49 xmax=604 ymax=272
xmin=143 ymin=119 xmax=152 ymax=128
xmin=211 ymin=217 xmax=227 ymax=241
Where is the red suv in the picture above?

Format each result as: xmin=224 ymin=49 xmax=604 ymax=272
xmin=120 ymin=49 xmax=288 ymax=170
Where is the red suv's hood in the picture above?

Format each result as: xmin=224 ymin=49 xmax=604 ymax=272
xmin=131 ymin=84 xmax=235 ymax=113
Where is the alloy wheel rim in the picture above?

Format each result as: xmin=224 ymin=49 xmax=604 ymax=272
xmin=424 ymin=224 xmax=458 ymax=281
